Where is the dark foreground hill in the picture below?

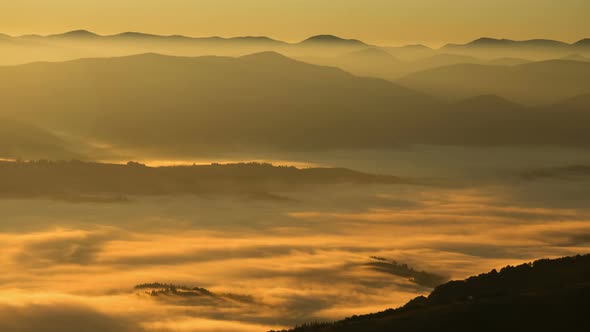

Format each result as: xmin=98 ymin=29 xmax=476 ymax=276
xmin=277 ymin=254 xmax=590 ymax=332
xmin=0 ymin=160 xmax=406 ymax=201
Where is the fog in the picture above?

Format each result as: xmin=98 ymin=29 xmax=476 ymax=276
xmin=1 ymin=148 xmax=589 ymax=331
xmin=1 ymin=29 xmax=589 ymax=332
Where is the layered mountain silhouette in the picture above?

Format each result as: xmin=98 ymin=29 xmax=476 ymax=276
xmin=299 ymin=35 xmax=368 ymax=47
xmin=0 ymin=52 xmax=435 ymax=154
xmin=398 ymin=60 xmax=590 ymax=105
xmin=0 ymin=52 xmax=589 ymax=158
xmin=1 ymin=31 xmax=588 ymax=66
xmin=574 ymin=39 xmax=590 ymax=48
xmin=450 ymin=37 xmax=570 ymax=48
xmin=275 ymin=254 xmax=590 ymax=332
xmin=306 ymin=48 xmax=553 ymax=80
xmin=0 ymin=160 xmax=406 ymax=201
xmin=442 ymin=37 xmax=589 ymax=60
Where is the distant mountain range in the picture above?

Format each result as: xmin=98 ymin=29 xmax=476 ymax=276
xmin=8 ymin=30 xmax=370 ymax=47
xmin=0 ymin=118 xmax=78 ymax=160
xmin=275 ymin=254 xmax=590 ymax=332
xmin=1 ymin=30 xmax=590 ymax=87
xmin=398 ymin=59 xmax=590 ymax=105
xmin=440 ymin=37 xmax=590 ymax=60
xmin=3 ymin=30 xmax=587 ymax=49
xmin=445 ymin=37 xmax=571 ymax=49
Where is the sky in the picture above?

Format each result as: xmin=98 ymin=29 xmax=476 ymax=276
xmin=1 ymin=0 xmax=589 ymax=46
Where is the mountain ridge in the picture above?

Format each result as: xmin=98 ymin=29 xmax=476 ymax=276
xmin=5 ymin=30 xmax=586 ymax=49
xmin=277 ymin=254 xmax=590 ymax=332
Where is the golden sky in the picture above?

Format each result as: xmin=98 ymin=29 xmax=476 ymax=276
xmin=1 ymin=0 xmax=589 ymax=46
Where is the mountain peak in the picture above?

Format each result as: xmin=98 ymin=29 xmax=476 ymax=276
xmin=229 ymin=36 xmax=282 ymax=43
xmin=239 ymin=51 xmax=294 ymax=63
xmin=470 ymin=37 xmax=513 ymax=45
xmin=573 ymin=38 xmax=590 ymax=47
xmin=301 ymin=34 xmax=367 ymax=46
xmin=51 ymin=30 xmax=99 ymax=38
xmin=112 ymin=31 xmax=157 ymax=38
xmin=452 ymin=37 xmax=568 ymax=48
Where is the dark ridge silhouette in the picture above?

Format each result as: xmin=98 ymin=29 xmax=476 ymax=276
xmin=398 ymin=44 xmax=432 ymax=50
xmin=445 ymin=37 xmax=570 ymax=49
xmin=22 ymin=30 xmax=288 ymax=45
xmin=440 ymin=37 xmax=589 ymax=61
xmin=366 ymin=257 xmax=447 ymax=288
xmin=109 ymin=31 xmax=172 ymax=40
xmin=299 ymin=35 xmax=368 ymax=47
xmin=47 ymin=30 xmax=100 ymax=39
xmin=466 ymin=37 xmax=516 ymax=46
xmin=0 ymin=52 xmax=437 ymax=153
xmin=0 ymin=160 xmax=407 ymax=201
xmin=239 ymin=50 xmax=299 ymax=63
xmin=399 ymin=59 xmax=590 ymax=105
xmin=5 ymin=31 xmax=587 ymax=50
xmin=107 ymin=31 xmax=286 ymax=45
xmin=573 ymin=38 xmax=590 ymax=48
xmin=1 ymin=52 xmax=589 ymax=152
xmin=275 ymin=254 xmax=590 ymax=332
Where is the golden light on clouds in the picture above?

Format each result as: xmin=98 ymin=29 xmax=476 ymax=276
xmin=0 ymin=0 xmax=589 ymax=329
xmin=1 ymin=184 xmax=589 ymax=331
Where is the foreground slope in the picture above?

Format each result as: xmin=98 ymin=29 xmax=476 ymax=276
xmin=279 ymin=254 xmax=590 ymax=332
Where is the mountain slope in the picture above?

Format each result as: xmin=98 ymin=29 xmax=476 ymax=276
xmin=278 ymin=254 xmax=590 ymax=332
xmin=1 ymin=53 xmax=589 ymax=153
xmin=0 ymin=52 xmax=434 ymax=154
xmin=299 ymin=35 xmax=368 ymax=47
xmin=0 ymin=118 xmax=78 ymax=160
xmin=398 ymin=60 xmax=590 ymax=105
xmin=441 ymin=37 xmax=585 ymax=60
xmin=327 ymin=48 xmax=404 ymax=78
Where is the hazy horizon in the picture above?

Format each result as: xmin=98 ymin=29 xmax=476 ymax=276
xmin=2 ymin=0 xmax=589 ymax=46
xmin=1 ymin=2 xmax=589 ymax=332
